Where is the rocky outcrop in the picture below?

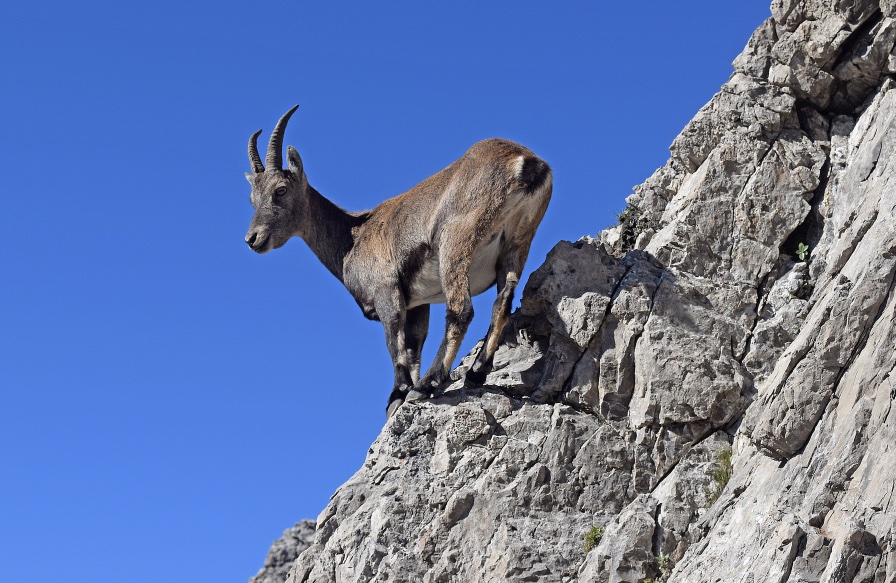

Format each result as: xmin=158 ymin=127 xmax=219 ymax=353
xmin=251 ymin=521 xmax=316 ymax=583
xmin=257 ymin=1 xmax=896 ymax=581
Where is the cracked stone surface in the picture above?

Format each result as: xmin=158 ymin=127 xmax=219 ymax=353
xmin=250 ymin=521 xmax=316 ymax=583
xmin=254 ymin=1 xmax=896 ymax=581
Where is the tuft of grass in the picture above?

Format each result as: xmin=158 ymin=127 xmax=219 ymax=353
xmin=615 ymin=204 xmax=651 ymax=250
xmin=584 ymin=525 xmax=604 ymax=553
xmin=643 ymin=552 xmax=675 ymax=582
xmin=657 ymin=553 xmax=673 ymax=579
xmin=616 ymin=204 xmax=639 ymax=224
xmin=705 ymin=448 xmax=734 ymax=506
xmin=714 ymin=449 xmax=733 ymax=488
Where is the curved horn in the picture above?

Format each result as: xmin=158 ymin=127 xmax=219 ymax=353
xmin=248 ymin=129 xmax=264 ymax=174
xmin=266 ymin=104 xmax=299 ymax=170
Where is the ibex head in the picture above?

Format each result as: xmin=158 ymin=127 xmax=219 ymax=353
xmin=244 ymin=105 xmax=308 ymax=254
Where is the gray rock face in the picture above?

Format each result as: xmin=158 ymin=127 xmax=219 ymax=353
xmin=250 ymin=521 xmax=316 ymax=583
xmin=257 ymin=2 xmax=896 ymax=581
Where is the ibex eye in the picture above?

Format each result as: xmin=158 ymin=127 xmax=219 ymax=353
xmin=275 ymin=186 xmax=287 ymax=196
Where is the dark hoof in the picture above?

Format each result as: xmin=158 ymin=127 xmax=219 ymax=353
xmin=386 ymin=397 xmax=404 ymax=418
xmin=386 ymin=387 xmax=408 ymax=418
xmin=405 ymin=389 xmax=430 ymax=402
xmin=409 ymin=373 xmax=451 ymax=400
xmin=412 ymin=376 xmax=437 ymax=394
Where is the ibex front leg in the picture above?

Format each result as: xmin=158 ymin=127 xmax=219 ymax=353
xmin=376 ymin=287 xmax=414 ymax=418
xmin=465 ymin=269 xmax=519 ymax=387
xmin=404 ymin=305 xmax=430 ymax=384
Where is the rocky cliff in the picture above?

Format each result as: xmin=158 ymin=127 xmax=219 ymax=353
xmin=258 ymin=1 xmax=896 ymax=581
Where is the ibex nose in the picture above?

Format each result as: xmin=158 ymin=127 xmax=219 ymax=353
xmin=245 ymin=229 xmax=271 ymax=253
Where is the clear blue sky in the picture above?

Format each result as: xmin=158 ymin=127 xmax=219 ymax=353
xmin=1 ymin=2 xmax=769 ymax=581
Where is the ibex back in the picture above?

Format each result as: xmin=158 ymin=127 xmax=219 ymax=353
xmin=244 ymin=106 xmax=552 ymax=417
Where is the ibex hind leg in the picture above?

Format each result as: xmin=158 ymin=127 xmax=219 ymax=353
xmin=465 ymin=269 xmax=519 ymax=387
xmin=409 ymin=258 xmax=474 ymax=400
xmin=466 ymin=180 xmax=551 ymax=387
xmin=464 ymin=239 xmax=532 ymax=387
xmin=407 ymin=298 xmax=473 ymax=400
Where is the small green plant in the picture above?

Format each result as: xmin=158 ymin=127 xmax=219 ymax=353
xmin=657 ymin=553 xmax=673 ymax=579
xmin=615 ymin=204 xmax=651 ymax=250
xmin=714 ymin=449 xmax=733 ymax=487
xmin=704 ymin=448 xmax=734 ymax=506
xmin=583 ymin=525 xmax=604 ymax=553
xmin=796 ymin=242 xmax=810 ymax=261
xmin=616 ymin=204 xmax=638 ymax=224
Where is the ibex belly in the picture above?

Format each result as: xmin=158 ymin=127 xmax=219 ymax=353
xmin=407 ymin=233 xmax=503 ymax=308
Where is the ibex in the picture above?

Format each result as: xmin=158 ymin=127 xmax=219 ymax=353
xmin=244 ymin=106 xmax=552 ymax=417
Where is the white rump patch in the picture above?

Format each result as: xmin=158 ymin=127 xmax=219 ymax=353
xmin=511 ymin=155 xmax=525 ymax=179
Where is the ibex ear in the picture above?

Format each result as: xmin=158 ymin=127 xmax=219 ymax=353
xmin=287 ymin=145 xmax=304 ymax=176
xmin=245 ymin=172 xmax=254 ymax=183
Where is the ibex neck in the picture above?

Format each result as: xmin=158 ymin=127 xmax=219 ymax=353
xmin=300 ymin=186 xmax=360 ymax=283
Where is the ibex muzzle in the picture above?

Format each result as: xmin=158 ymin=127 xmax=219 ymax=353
xmin=244 ymin=105 xmax=552 ymax=418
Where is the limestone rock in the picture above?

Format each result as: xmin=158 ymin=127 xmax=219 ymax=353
xmin=250 ymin=521 xmax=316 ymax=583
xmin=254 ymin=1 xmax=896 ymax=581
